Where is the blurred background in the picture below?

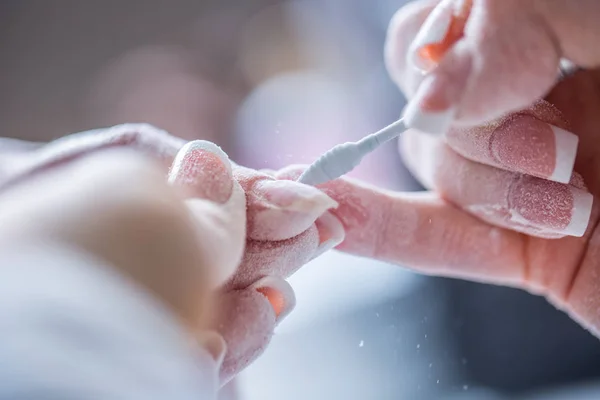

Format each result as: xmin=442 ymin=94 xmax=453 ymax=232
xmin=2 ymin=1 xmax=600 ymax=399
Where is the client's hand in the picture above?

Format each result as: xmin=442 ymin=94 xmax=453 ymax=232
xmin=0 ymin=124 xmax=343 ymax=386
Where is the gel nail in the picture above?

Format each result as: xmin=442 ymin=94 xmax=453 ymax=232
xmin=491 ymin=114 xmax=578 ymax=184
xmin=402 ymin=41 xmax=472 ymax=135
xmin=168 ymin=140 xmax=233 ymax=203
xmin=251 ymin=277 xmax=296 ymax=322
xmin=409 ymin=0 xmax=472 ymax=72
xmin=311 ymin=211 xmax=346 ymax=259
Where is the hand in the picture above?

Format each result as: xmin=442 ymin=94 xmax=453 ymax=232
xmin=0 ymin=125 xmax=247 ymax=359
xmin=168 ymin=142 xmax=343 ymax=384
xmin=275 ymin=70 xmax=600 ymax=338
xmin=386 ymin=0 xmax=600 ymax=130
xmin=0 ymin=124 xmax=344 ymax=386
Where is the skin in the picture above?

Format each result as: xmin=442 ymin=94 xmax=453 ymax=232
xmin=309 ymin=0 xmax=600 ymax=337
xmin=3 ymin=0 xmax=600 ymax=389
xmin=0 ymin=124 xmax=344 ymax=391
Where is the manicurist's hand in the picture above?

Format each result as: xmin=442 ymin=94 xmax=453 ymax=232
xmin=271 ymin=0 xmax=600 ymax=338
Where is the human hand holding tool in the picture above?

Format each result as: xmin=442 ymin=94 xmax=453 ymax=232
xmin=0 ymin=124 xmax=344 ymax=388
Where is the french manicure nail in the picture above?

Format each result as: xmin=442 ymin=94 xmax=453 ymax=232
xmin=198 ymin=330 xmax=227 ymax=367
xmin=491 ymin=115 xmax=578 ymax=184
xmin=168 ymin=140 xmax=233 ymax=203
xmin=251 ymin=277 xmax=296 ymax=322
xmin=508 ymin=177 xmax=593 ymax=237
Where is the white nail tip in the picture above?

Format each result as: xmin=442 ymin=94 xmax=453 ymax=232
xmin=250 ymin=277 xmax=296 ymax=321
xmin=565 ymin=187 xmax=593 ymax=237
xmin=408 ymin=5 xmax=453 ymax=72
xmin=402 ymin=100 xmax=455 ymax=135
xmin=549 ymin=125 xmax=578 ymax=184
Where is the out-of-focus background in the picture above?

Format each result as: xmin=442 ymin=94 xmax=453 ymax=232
xmin=2 ymin=1 xmax=600 ymax=399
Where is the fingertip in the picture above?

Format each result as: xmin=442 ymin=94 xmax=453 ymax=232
xmin=169 ymin=140 xmax=233 ymax=203
xmin=385 ymin=0 xmax=439 ymax=97
xmin=564 ymin=187 xmax=594 ymax=238
xmin=251 ymin=276 xmax=296 ymax=323
xmin=312 ymin=211 xmax=346 ymax=259
xmin=550 ymin=125 xmax=579 ymax=184
xmin=198 ymin=330 xmax=228 ymax=368
xmin=246 ymin=178 xmax=337 ymax=241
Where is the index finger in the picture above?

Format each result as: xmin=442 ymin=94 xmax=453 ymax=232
xmin=277 ymin=166 xmax=527 ymax=287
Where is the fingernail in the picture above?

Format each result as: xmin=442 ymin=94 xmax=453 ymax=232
xmin=198 ymin=330 xmax=227 ymax=367
xmin=508 ymin=177 xmax=593 ymax=237
xmin=312 ymin=212 xmax=345 ymax=259
xmin=490 ymin=115 xmax=578 ymax=184
xmin=246 ymin=179 xmax=338 ymax=241
xmin=254 ymin=179 xmax=338 ymax=212
xmin=251 ymin=277 xmax=296 ymax=323
xmin=403 ymin=74 xmax=457 ymax=135
xmin=409 ymin=0 xmax=471 ymax=72
xmin=409 ymin=3 xmax=454 ymax=72
xmin=247 ymin=178 xmax=338 ymax=241
xmin=168 ymin=140 xmax=233 ymax=203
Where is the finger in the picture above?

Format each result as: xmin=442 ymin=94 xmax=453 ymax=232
xmin=278 ymin=165 xmax=529 ymax=287
xmin=400 ymin=129 xmax=594 ymax=238
xmin=197 ymin=330 xmax=228 ymax=370
xmin=216 ymin=276 xmax=295 ymax=385
xmin=1 ymin=124 xmax=185 ymax=191
xmin=0 ymin=149 xmax=221 ymax=331
xmin=398 ymin=0 xmax=600 ymax=132
xmin=385 ymin=0 xmax=438 ymax=98
xmin=225 ymin=211 xmax=345 ymax=290
xmin=234 ymin=166 xmax=338 ymax=241
xmin=445 ymin=100 xmax=579 ymax=184
xmin=169 ymin=141 xmax=247 ymax=287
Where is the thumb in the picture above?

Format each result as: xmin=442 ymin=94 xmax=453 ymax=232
xmin=0 ymin=148 xmax=229 ymax=331
xmin=388 ymin=0 xmax=600 ymax=132
xmin=168 ymin=141 xmax=247 ymax=288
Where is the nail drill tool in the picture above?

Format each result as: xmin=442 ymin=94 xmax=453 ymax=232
xmin=297 ymin=118 xmax=407 ymax=186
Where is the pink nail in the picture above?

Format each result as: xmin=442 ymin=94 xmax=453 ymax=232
xmin=255 ymin=179 xmax=338 ymax=211
xmin=250 ymin=276 xmax=296 ymax=323
xmin=247 ymin=179 xmax=338 ymax=241
xmin=168 ymin=141 xmax=233 ymax=203
xmin=491 ymin=115 xmax=578 ymax=184
xmin=508 ymin=177 xmax=593 ymax=237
